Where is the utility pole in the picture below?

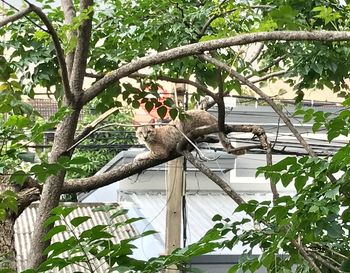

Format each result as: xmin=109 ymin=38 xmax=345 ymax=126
xmin=164 ymin=84 xmax=186 ymax=273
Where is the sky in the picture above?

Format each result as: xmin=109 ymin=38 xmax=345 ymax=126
xmin=7 ymin=0 xmax=61 ymax=9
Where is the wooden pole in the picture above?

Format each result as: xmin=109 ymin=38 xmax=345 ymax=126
xmin=164 ymin=84 xmax=186 ymax=273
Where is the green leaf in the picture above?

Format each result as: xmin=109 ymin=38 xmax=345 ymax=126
xmin=10 ymin=170 xmax=28 ymax=185
xmin=212 ymin=214 xmax=222 ymax=221
xmin=132 ymin=99 xmax=140 ymax=109
xmin=169 ymin=108 xmax=178 ymax=120
xmin=309 ymin=205 xmax=319 ymax=213
xmin=69 ymin=156 xmax=90 ymax=165
xmin=44 ymin=215 xmax=61 ymax=227
xmin=17 ymin=152 xmax=36 ymax=163
xmin=254 ymin=206 xmax=268 ymax=221
xmin=43 ymin=225 xmax=67 ymax=241
xmin=110 ymin=209 xmax=128 ymax=219
xmin=70 ymin=216 xmax=91 ymax=227
xmin=51 ymin=206 xmax=76 ymax=218
xmin=281 ymin=173 xmax=293 ymax=187
xmin=341 ymin=258 xmax=350 ymax=272
xmin=157 ymin=106 xmax=167 ymax=119
xmin=327 ymin=223 xmax=343 ymax=239
xmin=324 ymin=186 xmax=339 ymax=199
xmin=295 ymin=175 xmax=308 ymax=192
xmin=269 ymin=172 xmax=281 ymax=184
xmin=341 ymin=208 xmax=350 ymax=222
xmin=144 ymin=101 xmax=154 ymax=112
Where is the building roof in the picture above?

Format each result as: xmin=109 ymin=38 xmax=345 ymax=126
xmin=15 ymin=202 xmax=137 ymax=272
xmin=27 ymin=99 xmax=58 ymax=120
xmin=121 ymin=191 xmax=273 ymax=257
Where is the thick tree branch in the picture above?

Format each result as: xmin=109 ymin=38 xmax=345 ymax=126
xmin=0 ymin=6 xmax=32 ymax=28
xmin=26 ymin=2 xmax=74 ymax=103
xmin=82 ymin=31 xmax=350 ymax=105
xmin=70 ymin=0 xmax=93 ymax=97
xmin=131 ymin=72 xmax=218 ymax=98
xmin=63 ymin=124 xmax=267 ymax=193
xmin=61 ymin=0 xmax=76 ymax=78
xmin=63 ymin=152 xmax=181 ymax=193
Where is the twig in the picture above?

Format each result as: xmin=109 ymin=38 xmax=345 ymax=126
xmin=0 ymin=6 xmax=32 ymax=28
xmin=308 ymin=252 xmax=342 ymax=273
xmin=246 ymin=54 xmax=286 ymax=78
xmin=251 ymin=70 xmax=286 ymax=83
xmin=246 ymin=43 xmax=264 ymax=64
xmin=0 ymin=0 xmax=47 ymax=32
xmin=199 ymin=54 xmax=343 ymax=191
xmin=307 ymin=248 xmax=341 ymax=267
xmin=173 ymin=125 xmax=219 ymax=161
xmin=71 ymin=107 xmax=120 ymax=150
xmin=312 ymin=243 xmax=348 ymax=260
xmin=290 ymin=240 xmax=322 ymax=273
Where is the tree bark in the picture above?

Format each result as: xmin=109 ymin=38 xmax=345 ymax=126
xmin=0 ymin=216 xmax=16 ymax=271
xmin=26 ymin=110 xmax=81 ymax=269
xmin=0 ymin=177 xmax=18 ymax=271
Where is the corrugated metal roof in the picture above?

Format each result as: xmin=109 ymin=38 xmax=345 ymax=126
xmin=121 ymin=191 xmax=273 ymax=255
xmin=15 ymin=202 xmax=138 ymax=272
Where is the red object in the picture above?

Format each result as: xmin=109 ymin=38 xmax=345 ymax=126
xmin=134 ymin=86 xmax=171 ymax=123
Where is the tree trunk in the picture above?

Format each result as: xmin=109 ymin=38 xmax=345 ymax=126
xmin=0 ymin=176 xmax=18 ymax=271
xmin=0 ymin=215 xmax=17 ymax=271
xmin=27 ymin=110 xmax=81 ymax=269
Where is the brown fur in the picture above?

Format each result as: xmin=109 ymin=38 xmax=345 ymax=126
xmin=134 ymin=110 xmax=225 ymax=161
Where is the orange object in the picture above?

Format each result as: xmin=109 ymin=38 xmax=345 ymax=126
xmin=134 ymin=86 xmax=172 ymax=124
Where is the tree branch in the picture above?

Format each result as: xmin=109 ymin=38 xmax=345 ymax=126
xmin=131 ymin=72 xmax=217 ymax=98
xmin=198 ymin=53 xmax=317 ymax=157
xmin=246 ymin=54 xmax=286 ymax=79
xmin=0 ymin=6 xmax=33 ymax=28
xmin=216 ymin=68 xmax=226 ymax=132
xmin=82 ymin=31 xmax=350 ymax=105
xmin=61 ymin=0 xmax=76 ymax=78
xmin=197 ymin=5 xmax=272 ymax=40
xmin=183 ymin=150 xmax=245 ymax=204
xmin=62 ymin=152 xmax=181 ymax=193
xmin=69 ymin=0 xmax=93 ymax=97
xmin=308 ymin=252 xmax=341 ymax=273
xmin=251 ymin=70 xmax=287 ymax=83
xmin=290 ymin=240 xmax=322 ymax=273
xmin=245 ymin=42 xmax=264 ymax=64
xmin=69 ymin=107 xmax=120 ymax=151
xmin=63 ymin=123 xmax=268 ymax=193
xmin=26 ymin=2 xmax=74 ymax=103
